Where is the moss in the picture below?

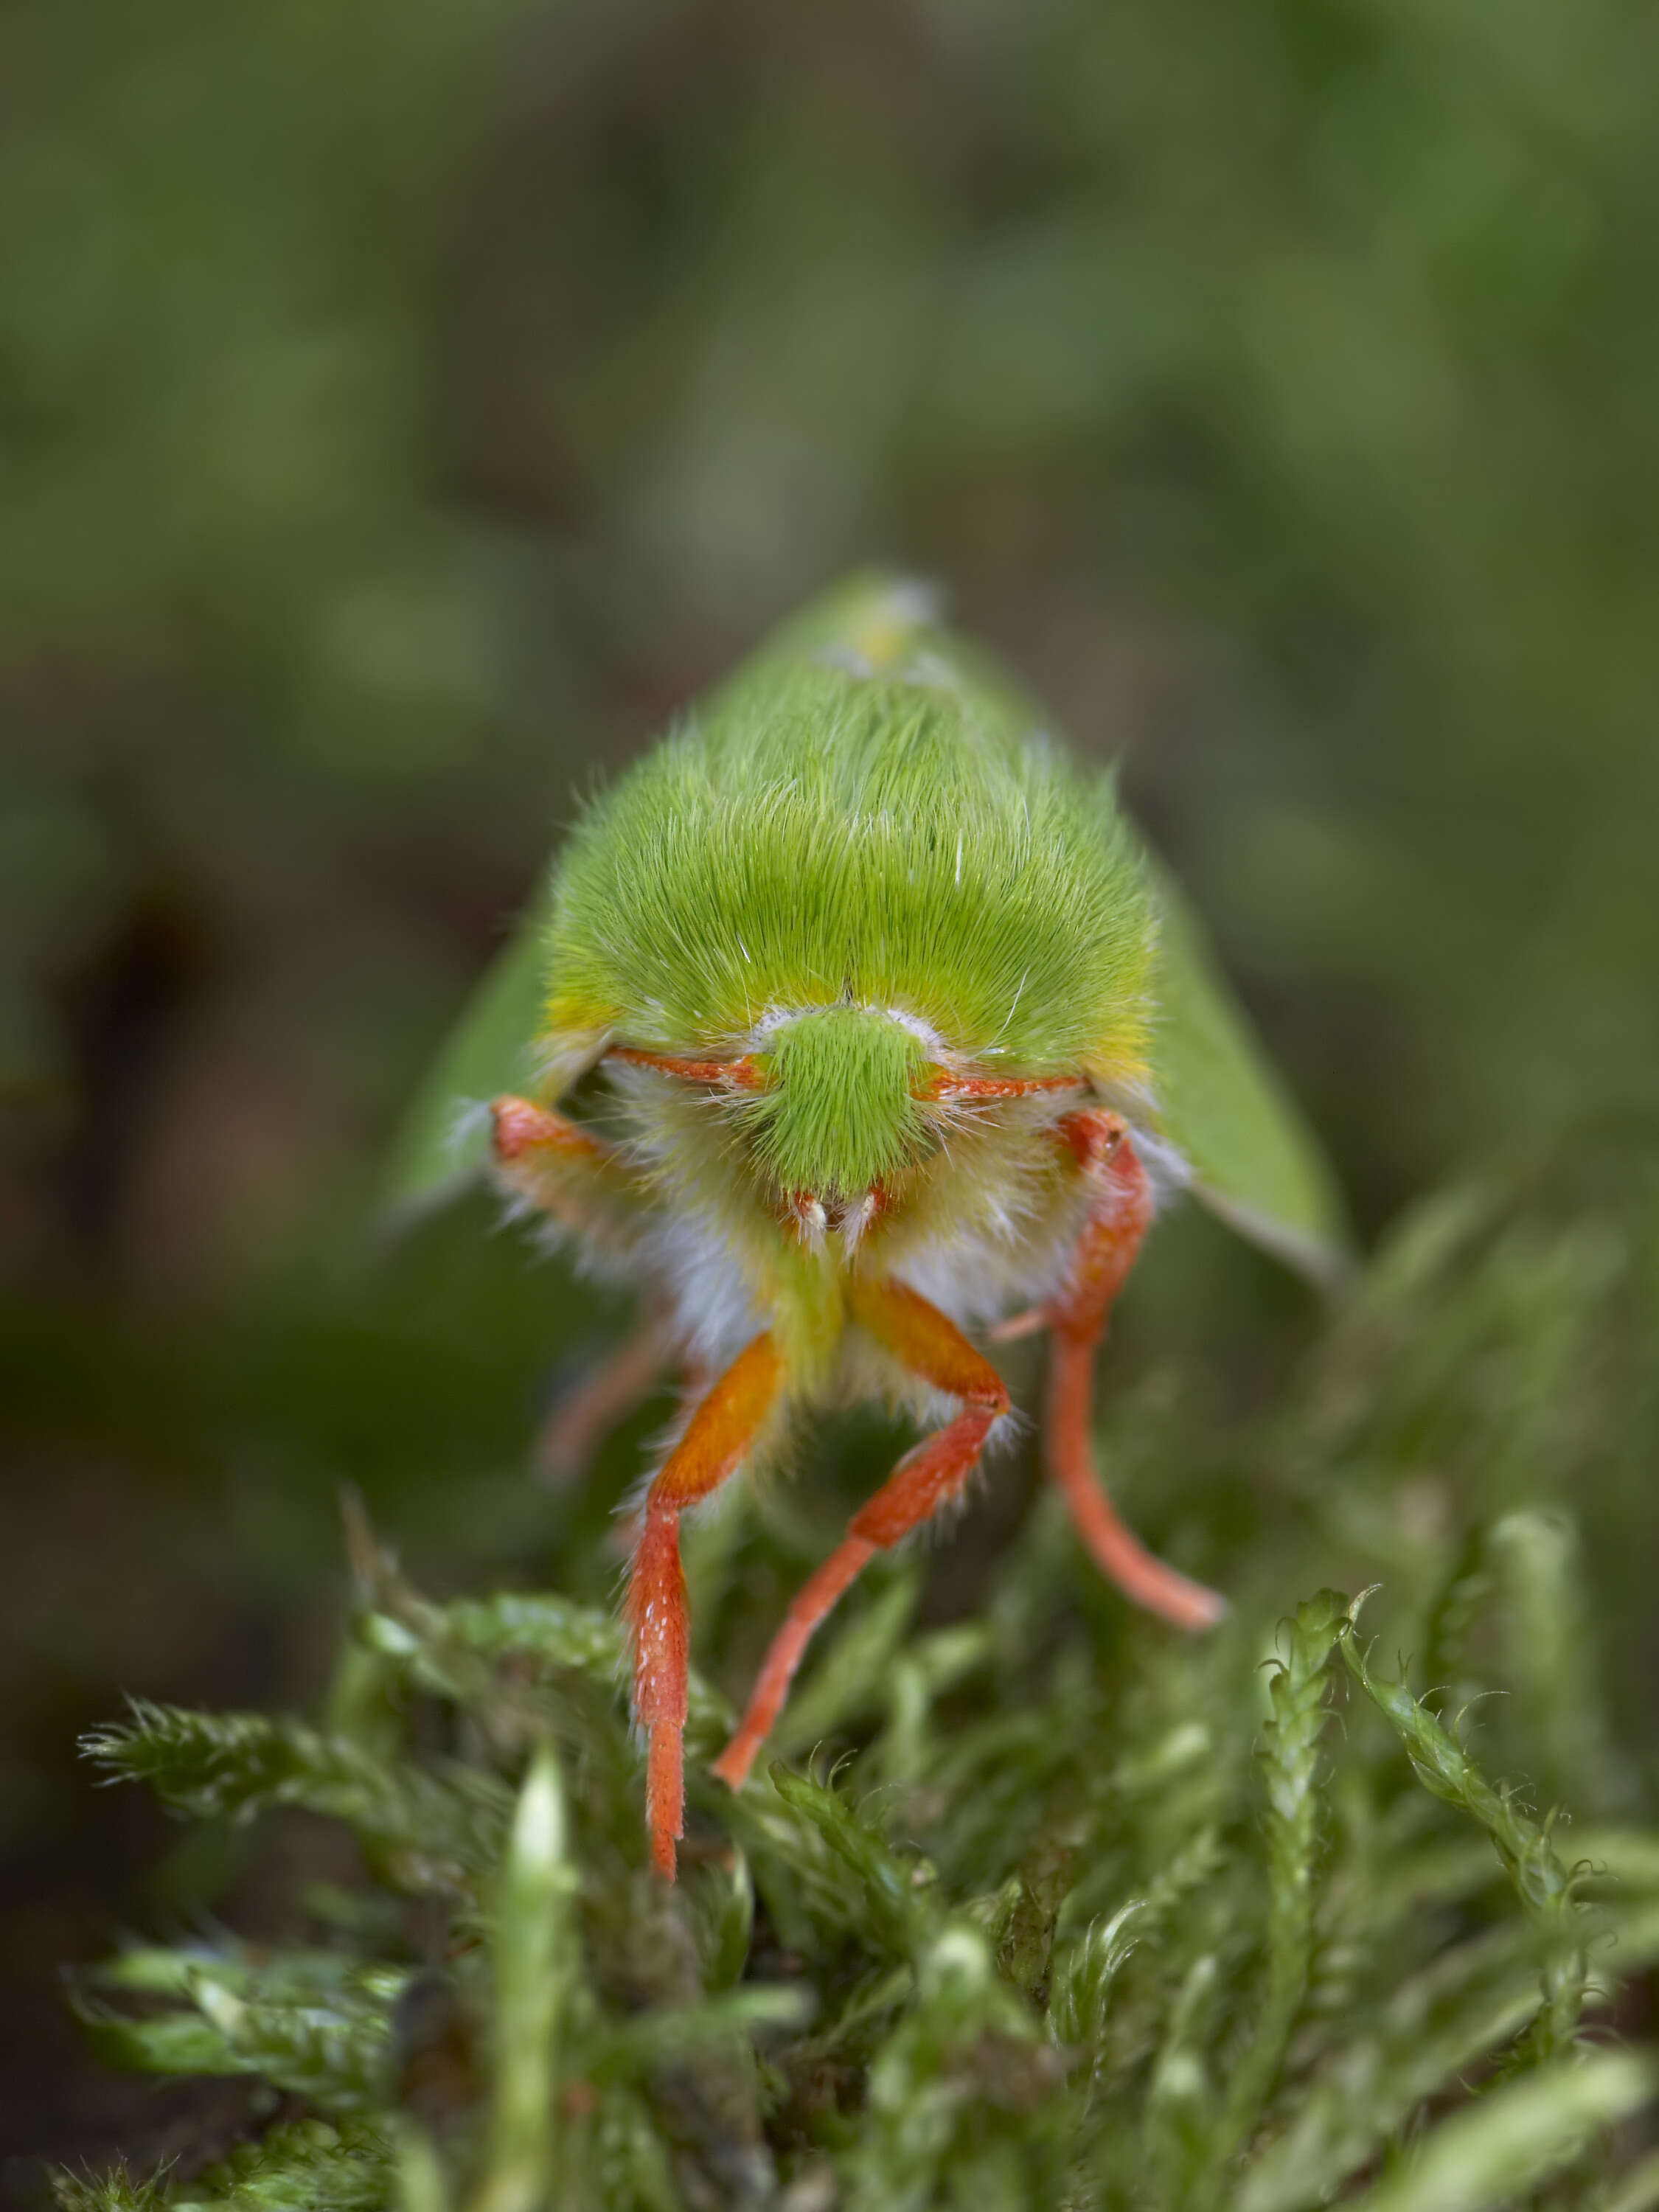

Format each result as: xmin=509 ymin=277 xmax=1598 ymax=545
xmin=61 ymin=1129 xmax=1659 ymax=2210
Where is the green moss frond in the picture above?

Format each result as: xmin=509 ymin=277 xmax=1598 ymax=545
xmin=1339 ymin=1602 xmax=1590 ymax=2065
xmin=84 ymin=1700 xmax=510 ymax=1896
xmin=54 ymin=2121 xmax=397 ymax=2212
xmin=52 ymin=2170 xmax=170 ymax=2212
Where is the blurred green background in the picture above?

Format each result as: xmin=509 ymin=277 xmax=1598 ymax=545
xmin=4 ymin=0 xmax=1658 ymax=2183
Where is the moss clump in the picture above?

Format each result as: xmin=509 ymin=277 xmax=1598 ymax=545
xmin=60 ymin=1127 xmax=1659 ymax=2210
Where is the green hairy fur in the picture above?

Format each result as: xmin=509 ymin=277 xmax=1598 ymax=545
xmin=545 ymin=661 xmax=1157 ymax=1080
xmin=748 ymin=1007 xmax=929 ymax=1199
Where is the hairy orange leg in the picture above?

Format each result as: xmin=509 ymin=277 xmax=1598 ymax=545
xmin=918 ymin=1069 xmax=1088 ymax=1102
xmin=492 ymin=1094 xmax=775 ymax=1873
xmin=630 ymin=1334 xmax=784 ymax=1878
xmin=1038 ymin=1113 xmax=1226 ymax=1632
xmin=606 ymin=1046 xmax=764 ymax=1091
xmin=491 ymin=1096 xmax=673 ymax=1484
xmin=490 ymin=1095 xmax=650 ymax=1255
xmin=712 ymin=1279 xmax=1009 ymax=1792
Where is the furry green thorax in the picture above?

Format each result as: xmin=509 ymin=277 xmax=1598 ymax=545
xmin=543 ymin=659 xmax=1157 ymax=1086
xmin=745 ymin=1008 xmax=929 ymax=1200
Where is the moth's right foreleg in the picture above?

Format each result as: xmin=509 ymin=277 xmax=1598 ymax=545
xmin=629 ymin=1332 xmax=785 ymax=1877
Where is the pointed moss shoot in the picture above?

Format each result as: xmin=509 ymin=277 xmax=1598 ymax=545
xmin=389 ymin=574 xmax=1349 ymax=1878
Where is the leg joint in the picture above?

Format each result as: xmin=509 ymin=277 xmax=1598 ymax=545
xmin=490 ymin=1093 xmax=604 ymax=1166
xmin=967 ymin=1370 xmax=1013 ymax=1419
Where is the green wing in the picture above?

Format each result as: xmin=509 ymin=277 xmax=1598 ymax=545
xmin=1146 ymin=859 xmax=1352 ymax=1288
xmin=382 ymin=880 xmax=556 ymax=1214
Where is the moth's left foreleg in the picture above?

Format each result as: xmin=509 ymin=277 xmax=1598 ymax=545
xmin=1033 ymin=1112 xmax=1225 ymax=1631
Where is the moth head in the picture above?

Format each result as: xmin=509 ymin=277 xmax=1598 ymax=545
xmin=743 ymin=1006 xmax=933 ymax=1213
xmin=606 ymin=1015 xmax=1085 ymax=1248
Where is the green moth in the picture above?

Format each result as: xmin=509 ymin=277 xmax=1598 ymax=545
xmin=389 ymin=575 xmax=1348 ymax=1877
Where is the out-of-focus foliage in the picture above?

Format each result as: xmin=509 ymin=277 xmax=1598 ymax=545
xmin=5 ymin=0 xmax=1659 ymax=2188
xmin=57 ymin=1138 xmax=1659 ymax=2205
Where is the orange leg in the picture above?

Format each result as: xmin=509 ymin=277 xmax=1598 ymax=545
xmin=1039 ymin=1112 xmax=1225 ymax=1632
xmin=606 ymin=1046 xmax=763 ymax=1091
xmin=712 ymin=1279 xmax=1009 ymax=1792
xmin=490 ymin=1095 xmax=652 ymax=1259
xmin=629 ymin=1334 xmax=784 ymax=1877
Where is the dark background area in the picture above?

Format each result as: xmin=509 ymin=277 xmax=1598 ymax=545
xmin=4 ymin=0 xmax=1658 ymax=2188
